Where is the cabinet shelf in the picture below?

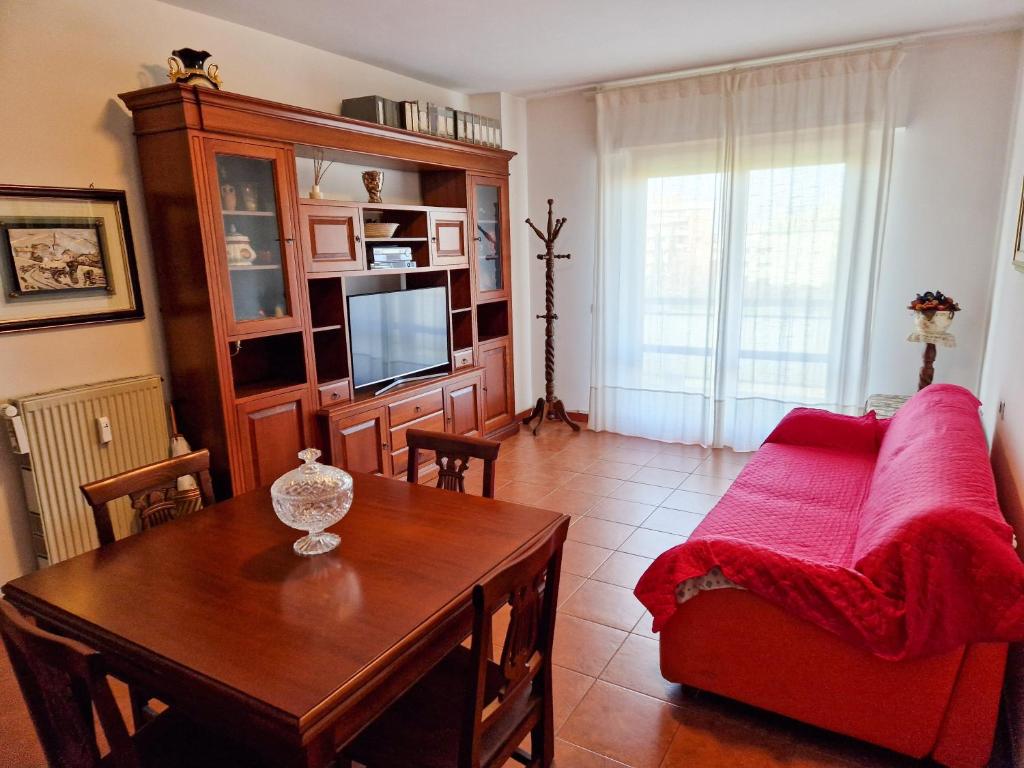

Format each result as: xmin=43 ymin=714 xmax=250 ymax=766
xmin=312 ymin=324 xmax=342 ymax=332
xmin=223 ymin=210 xmax=276 ymax=217
xmin=363 ymin=237 xmax=428 ymax=242
xmin=234 ymin=379 xmax=308 ymax=403
xmin=451 ymin=306 xmax=472 ymax=314
xmin=228 ymin=263 xmax=282 ymax=271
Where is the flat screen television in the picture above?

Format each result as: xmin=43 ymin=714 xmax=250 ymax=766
xmin=348 ymin=286 xmax=450 ymax=389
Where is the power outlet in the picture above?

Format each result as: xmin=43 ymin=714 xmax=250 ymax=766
xmin=998 ymin=401 xmax=1007 ymax=421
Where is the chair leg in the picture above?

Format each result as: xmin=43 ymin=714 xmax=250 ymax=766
xmin=530 ymin=708 xmax=554 ymax=768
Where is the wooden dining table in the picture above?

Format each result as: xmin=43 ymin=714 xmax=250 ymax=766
xmin=2 ymin=473 xmax=567 ymax=767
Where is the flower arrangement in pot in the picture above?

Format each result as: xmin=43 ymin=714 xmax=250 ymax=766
xmin=907 ymin=290 xmax=961 ymax=334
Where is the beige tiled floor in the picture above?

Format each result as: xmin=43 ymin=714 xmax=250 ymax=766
xmin=449 ymin=423 xmax=926 ymax=768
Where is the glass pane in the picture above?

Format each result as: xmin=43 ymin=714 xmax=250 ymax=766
xmin=216 ymin=154 xmax=289 ymax=323
xmin=474 ymin=184 xmax=502 ymax=292
xmin=738 ymin=163 xmax=845 ymax=402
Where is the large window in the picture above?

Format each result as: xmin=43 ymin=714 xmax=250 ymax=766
xmin=642 ymin=162 xmax=847 ymax=403
xmin=592 ymin=48 xmax=900 ymax=449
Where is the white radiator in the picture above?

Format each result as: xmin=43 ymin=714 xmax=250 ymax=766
xmin=2 ymin=375 xmax=169 ymax=565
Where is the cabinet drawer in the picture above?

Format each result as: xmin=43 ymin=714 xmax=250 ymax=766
xmin=389 ymin=409 xmax=445 ymax=452
xmin=453 ymin=349 xmax=474 ymax=369
xmin=391 ymin=446 xmax=436 ymax=477
xmin=388 ymin=387 xmax=444 ymax=427
xmin=319 ymin=380 xmax=351 ymax=408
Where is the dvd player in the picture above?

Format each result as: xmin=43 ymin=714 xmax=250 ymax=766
xmin=369 ymin=260 xmax=417 ymax=270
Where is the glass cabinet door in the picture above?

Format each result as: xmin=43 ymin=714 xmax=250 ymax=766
xmin=471 ymin=176 xmax=509 ymax=300
xmin=207 ymin=140 xmax=300 ymax=334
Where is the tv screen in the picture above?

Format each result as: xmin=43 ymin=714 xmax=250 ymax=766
xmin=348 ymin=286 xmax=450 ymax=389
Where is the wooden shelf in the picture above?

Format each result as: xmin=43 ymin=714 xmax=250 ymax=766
xmin=363 ymin=237 xmax=428 ymax=242
xmin=228 ymin=264 xmax=281 ymax=271
xmin=312 ymin=324 xmax=342 ymax=332
xmin=223 ymin=210 xmax=276 ymax=217
xmin=352 ymin=265 xmax=448 ymax=277
xmin=477 ymin=333 xmax=509 ymax=344
xmin=451 ymin=306 xmax=472 ymax=314
xmin=233 ymin=379 xmax=307 ymax=403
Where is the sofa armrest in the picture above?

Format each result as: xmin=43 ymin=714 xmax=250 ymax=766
xmin=764 ymin=408 xmax=884 ymax=453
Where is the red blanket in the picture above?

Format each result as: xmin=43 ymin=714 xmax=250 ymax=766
xmin=634 ymin=384 xmax=1024 ymax=660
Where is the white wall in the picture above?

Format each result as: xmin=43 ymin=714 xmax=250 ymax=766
xmin=867 ymin=32 xmax=1021 ymax=396
xmin=524 ymin=92 xmax=598 ymax=411
xmin=525 ymin=31 xmax=1023 ymax=414
xmin=977 ymin=37 xmax=1024 ymax=768
xmin=980 ymin=38 xmax=1024 ymax=532
xmin=0 ymin=0 xmax=471 ymax=583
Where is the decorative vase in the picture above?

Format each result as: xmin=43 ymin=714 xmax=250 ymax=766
xmin=271 ymin=448 xmax=354 ymax=556
xmin=362 ymin=170 xmax=383 ymax=203
xmin=309 ymin=184 xmax=323 ymax=200
xmin=912 ymin=310 xmax=955 ymax=335
xmin=220 ymin=183 xmax=237 ymax=211
xmin=167 ymin=48 xmax=222 ymax=90
xmin=239 ymin=182 xmax=259 ymax=211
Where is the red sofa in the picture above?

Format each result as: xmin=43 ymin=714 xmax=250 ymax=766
xmin=636 ymin=384 xmax=1024 ymax=767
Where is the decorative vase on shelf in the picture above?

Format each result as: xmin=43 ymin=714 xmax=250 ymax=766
xmin=271 ymin=448 xmax=353 ymax=556
xmin=309 ymin=184 xmax=323 ymax=200
xmin=362 ymin=170 xmax=383 ymax=203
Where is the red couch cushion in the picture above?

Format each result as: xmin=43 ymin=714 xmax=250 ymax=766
xmin=634 ymin=384 xmax=1024 ymax=660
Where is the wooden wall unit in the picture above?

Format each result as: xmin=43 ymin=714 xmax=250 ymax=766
xmin=121 ymin=84 xmax=517 ymax=494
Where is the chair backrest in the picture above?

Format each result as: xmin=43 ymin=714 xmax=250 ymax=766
xmin=0 ymin=599 xmax=139 ymax=768
xmin=406 ymin=430 xmax=501 ymax=498
xmin=80 ymin=449 xmax=215 ymax=547
xmin=461 ymin=516 xmax=569 ymax=768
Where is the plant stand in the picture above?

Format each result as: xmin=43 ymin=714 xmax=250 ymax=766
xmin=523 ymin=199 xmax=580 ymax=436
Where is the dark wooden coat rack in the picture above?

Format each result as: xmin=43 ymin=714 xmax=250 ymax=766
xmin=523 ymin=199 xmax=580 ymax=435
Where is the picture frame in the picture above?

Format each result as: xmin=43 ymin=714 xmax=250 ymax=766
xmin=1014 ymin=176 xmax=1024 ymax=273
xmin=0 ymin=186 xmax=143 ymax=332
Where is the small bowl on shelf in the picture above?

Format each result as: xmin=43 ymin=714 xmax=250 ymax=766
xmin=364 ymin=222 xmax=400 ymax=238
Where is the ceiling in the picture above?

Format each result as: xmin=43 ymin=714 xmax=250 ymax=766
xmin=162 ymin=0 xmax=1024 ymax=95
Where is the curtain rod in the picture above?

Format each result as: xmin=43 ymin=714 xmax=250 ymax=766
xmin=522 ymin=17 xmax=1023 ymax=99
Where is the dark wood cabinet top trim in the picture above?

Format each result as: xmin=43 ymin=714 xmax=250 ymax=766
xmin=119 ymin=85 xmax=515 ymax=175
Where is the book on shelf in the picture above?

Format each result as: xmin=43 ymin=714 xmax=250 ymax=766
xmin=401 ymin=100 xmax=418 ymax=132
xmin=341 ymin=95 xmax=402 ymax=128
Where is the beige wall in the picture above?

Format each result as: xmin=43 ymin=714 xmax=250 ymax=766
xmin=0 ymin=0 xmax=472 ymax=582
xmin=525 ymin=32 xmax=1023 ymax=413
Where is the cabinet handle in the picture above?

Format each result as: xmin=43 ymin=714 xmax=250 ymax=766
xmin=473 ymin=236 xmax=482 ymax=242
xmin=414 ymin=405 xmax=421 ymax=413
xmin=381 ymin=441 xmax=388 ymax=450
xmin=431 ymin=236 xmax=437 ymax=242
xmin=285 ymin=237 xmax=295 ymax=244
xmin=330 ymin=392 xmax=340 ymax=400
xmin=355 ymin=235 xmax=361 ymax=242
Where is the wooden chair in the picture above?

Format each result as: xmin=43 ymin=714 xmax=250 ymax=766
xmin=406 ymin=430 xmax=501 ymax=498
xmin=0 ymin=598 xmax=271 ymax=768
xmin=340 ymin=515 xmax=569 ymax=768
xmin=80 ymin=449 xmax=215 ymax=547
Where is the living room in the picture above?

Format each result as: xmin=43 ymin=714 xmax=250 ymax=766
xmin=2 ymin=1 xmax=1024 ymax=767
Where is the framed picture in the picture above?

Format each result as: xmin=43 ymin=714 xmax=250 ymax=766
xmin=1015 ymin=176 xmax=1024 ymax=273
xmin=0 ymin=186 xmax=143 ymax=332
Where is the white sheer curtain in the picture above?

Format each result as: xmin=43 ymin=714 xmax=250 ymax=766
xmin=591 ymin=49 xmax=903 ymax=450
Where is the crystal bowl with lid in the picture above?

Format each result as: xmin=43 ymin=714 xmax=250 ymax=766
xmin=270 ymin=448 xmax=354 ymax=555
